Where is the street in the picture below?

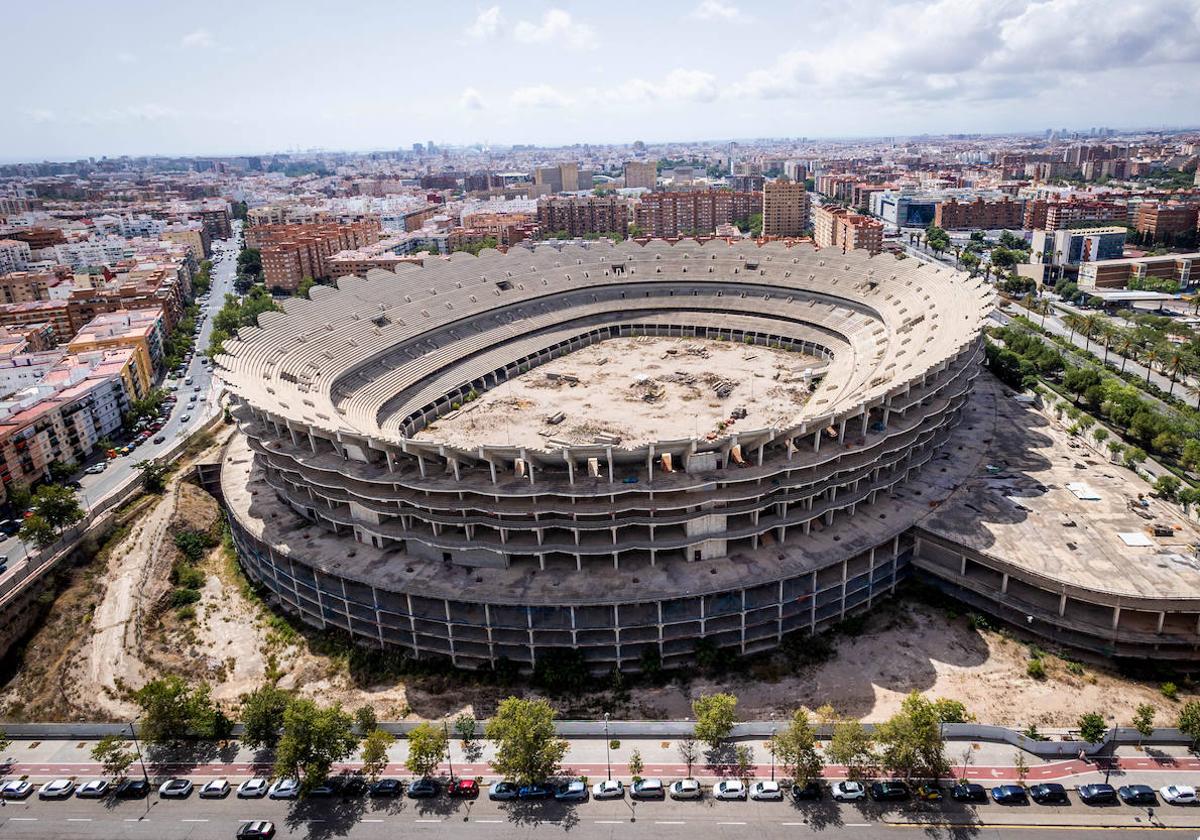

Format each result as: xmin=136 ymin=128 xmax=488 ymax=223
xmin=0 ymin=222 xmax=239 ymax=572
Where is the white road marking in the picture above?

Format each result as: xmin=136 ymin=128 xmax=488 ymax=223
xmin=717 ymin=821 xmax=746 ymax=825
xmin=125 ymin=818 xmax=147 ymax=822
xmin=66 ymin=818 xmax=92 ymax=822
xmin=845 ymin=822 xmax=872 ymax=826
xmin=781 ymin=822 xmax=808 ymax=826
xmin=594 ymin=819 xmax=626 ymax=824
xmin=474 ymin=819 xmax=503 ymax=823
xmin=9 ymin=817 xmax=37 ymax=821
xmin=656 ymin=820 xmax=687 ymax=824
xmin=182 ymin=818 xmax=209 ymax=822
xmin=360 ymin=819 xmax=383 ymax=823
xmin=414 ymin=818 xmax=442 ymax=823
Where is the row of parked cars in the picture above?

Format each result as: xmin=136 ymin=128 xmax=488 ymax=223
xmin=825 ymin=779 xmax=1185 ymax=807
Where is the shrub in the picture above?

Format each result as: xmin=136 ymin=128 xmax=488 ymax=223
xmin=170 ymin=587 xmax=202 ymax=608
xmin=1027 ymin=658 xmax=1047 ymax=680
xmin=1162 ymin=682 xmax=1179 ymax=700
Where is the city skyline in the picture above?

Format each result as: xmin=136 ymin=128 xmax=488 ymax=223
xmin=7 ymin=0 xmax=1200 ymax=161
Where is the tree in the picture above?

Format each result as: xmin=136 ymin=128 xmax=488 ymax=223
xmin=454 ymin=713 xmax=482 ymax=762
xmin=134 ymin=676 xmax=226 ymax=746
xmin=1154 ymin=475 xmax=1182 ymax=501
xmin=1176 ymin=700 xmax=1200 ymax=749
xmin=772 ymin=709 xmax=823 ymax=784
xmin=361 ymin=728 xmax=395 ymax=780
xmin=405 ymin=721 xmax=448 ymax=779
xmin=677 ymin=736 xmax=699 ymax=775
xmin=135 ymin=460 xmax=171 ymax=493
xmin=30 ymin=484 xmax=84 ymax=533
xmin=91 ymin=735 xmax=135 ymax=779
xmin=1077 ymin=711 xmax=1108 ymax=744
xmin=874 ymin=691 xmax=948 ymax=781
xmin=734 ymin=744 xmax=755 ymax=780
xmin=18 ymin=514 xmax=58 ymax=549
xmin=355 ymin=705 xmax=378 ymax=735
xmin=932 ymin=698 xmax=973 ymax=723
xmin=485 ymin=697 xmax=568 ymax=785
xmin=1132 ymin=704 xmax=1156 ymax=744
xmin=627 ymin=748 xmax=644 ymax=779
xmin=239 ymin=683 xmax=291 ymax=749
xmin=692 ymin=692 xmax=738 ymax=749
xmin=0 ymin=727 xmax=9 ymax=758
xmin=826 ymin=719 xmax=875 ymax=780
xmin=295 ymin=276 xmax=317 ymax=298
xmin=1013 ymin=750 xmax=1029 ymax=784
xmin=274 ymin=698 xmax=359 ymax=793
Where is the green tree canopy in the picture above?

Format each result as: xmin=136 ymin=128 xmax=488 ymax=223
xmin=825 ymin=719 xmax=875 ymax=780
xmin=874 ymin=691 xmax=948 ymax=781
xmin=484 ymin=697 xmax=568 ymax=784
xmin=405 ymin=721 xmax=448 ymax=778
xmin=91 ymin=735 xmax=136 ymax=779
xmin=133 ymin=676 xmax=226 ymax=746
xmin=692 ymin=692 xmax=738 ymax=749
xmin=361 ymin=728 xmax=395 ymax=780
xmin=1077 ymin=711 xmax=1108 ymax=744
xmin=274 ymin=698 xmax=360 ymax=793
xmin=772 ymin=709 xmax=824 ymax=785
xmin=239 ymin=683 xmax=292 ymax=750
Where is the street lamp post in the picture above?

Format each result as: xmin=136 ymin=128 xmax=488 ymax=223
xmin=444 ymin=720 xmax=454 ymax=781
xmin=604 ymin=713 xmax=612 ymax=781
xmin=770 ymin=727 xmax=777 ymax=781
xmin=129 ymin=719 xmax=149 ymax=784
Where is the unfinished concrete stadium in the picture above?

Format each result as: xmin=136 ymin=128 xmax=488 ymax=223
xmin=214 ymin=237 xmax=1200 ymax=671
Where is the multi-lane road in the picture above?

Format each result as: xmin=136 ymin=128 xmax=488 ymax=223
xmin=0 ymin=223 xmax=240 ymax=571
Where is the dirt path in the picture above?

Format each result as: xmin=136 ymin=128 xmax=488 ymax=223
xmin=72 ymin=484 xmax=182 ymax=717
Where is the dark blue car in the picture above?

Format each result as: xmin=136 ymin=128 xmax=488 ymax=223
xmin=991 ymin=785 xmax=1028 ymax=804
xmin=518 ymin=783 xmax=554 ymax=801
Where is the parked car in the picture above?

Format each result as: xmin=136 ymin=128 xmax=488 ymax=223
xmin=951 ymin=783 xmax=987 ymax=803
xmin=669 ymin=779 xmax=703 ymax=800
xmin=114 ymin=779 xmax=150 ymax=799
xmin=153 ymin=435 xmax=165 ymax=444
xmin=267 ymin=778 xmax=299 ymax=800
xmin=369 ymin=779 xmax=402 ymax=797
xmin=199 ymin=779 xmax=231 ymax=798
xmin=237 ymin=778 xmax=269 ymax=798
xmin=1079 ymin=784 xmax=1117 ymax=805
xmin=518 ymin=783 xmax=553 ymax=800
xmin=791 ymin=781 xmax=822 ymax=801
xmin=555 ymin=781 xmax=588 ymax=802
xmin=75 ymin=780 xmax=109 ymax=798
xmin=448 ymin=779 xmax=479 ymax=798
xmin=1118 ymin=785 xmax=1158 ymax=806
xmin=991 ymin=785 xmax=1028 ymax=804
xmin=488 ymin=781 xmax=519 ymax=801
xmin=38 ymin=779 xmax=75 ymax=799
xmin=713 ymin=779 xmax=747 ymax=801
xmin=1029 ymin=783 xmax=1069 ymax=804
xmin=236 ymin=821 xmax=276 ymax=839
xmin=0 ymin=780 xmax=33 ymax=799
xmin=750 ymin=781 xmax=783 ymax=801
xmin=631 ymin=778 xmax=665 ymax=800
xmin=831 ymin=781 xmax=867 ymax=802
xmin=407 ymin=778 xmax=439 ymax=799
xmin=1159 ymin=785 xmax=1197 ymax=805
xmin=158 ymin=779 xmax=193 ymax=799
xmin=871 ymin=781 xmax=910 ymax=802
xmin=592 ymin=780 xmax=625 ymax=800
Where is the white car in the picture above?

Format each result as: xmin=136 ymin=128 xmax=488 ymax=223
xmin=199 ymin=778 xmax=230 ymax=798
xmin=1159 ymin=784 xmax=1197 ymax=804
xmin=268 ymin=778 xmax=300 ymax=799
xmin=1 ymin=780 xmax=32 ymax=799
xmin=38 ymin=779 xmax=75 ymax=799
xmin=158 ymin=778 xmax=193 ymax=798
xmin=591 ymin=779 xmax=625 ymax=799
xmin=831 ymin=780 xmax=867 ymax=802
xmin=75 ymin=779 xmax=109 ymax=798
xmin=750 ymin=780 xmax=783 ymax=801
xmin=237 ymin=777 xmax=270 ymax=798
xmin=714 ymin=779 xmax=747 ymax=800
xmin=670 ymin=778 xmax=703 ymax=800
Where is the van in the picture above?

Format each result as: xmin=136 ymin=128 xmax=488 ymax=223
xmin=185 ymin=376 xmax=193 ymax=385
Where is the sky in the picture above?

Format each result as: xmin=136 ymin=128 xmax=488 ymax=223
xmin=6 ymin=0 xmax=1200 ymax=161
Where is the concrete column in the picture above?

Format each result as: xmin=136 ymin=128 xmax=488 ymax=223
xmin=838 ymin=418 xmax=847 ymax=441
xmin=1058 ymin=592 xmax=1067 ymax=617
xmin=960 ymin=553 xmax=967 ymax=576
xmin=1157 ymin=611 xmax=1166 ymax=634
xmin=813 ymin=431 xmax=821 ymax=453
xmin=1001 ymin=573 xmax=1009 ymax=594
xmin=1112 ymin=606 xmax=1121 ymax=630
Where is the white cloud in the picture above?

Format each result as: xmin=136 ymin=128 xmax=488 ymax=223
xmin=24 ymin=109 xmax=55 ymax=124
xmin=460 ymin=87 xmax=485 ymax=111
xmin=734 ymin=0 xmax=1200 ymax=103
xmin=181 ymin=29 xmax=214 ymax=48
xmin=465 ymin=6 xmax=502 ymax=40
xmin=115 ymin=51 xmax=137 ymax=64
xmin=691 ymin=0 xmax=742 ymax=20
xmin=510 ymin=84 xmax=574 ymax=109
xmin=125 ymin=103 xmax=181 ymax=121
xmin=610 ymin=69 xmax=720 ymax=104
xmin=513 ymin=9 xmax=596 ymax=50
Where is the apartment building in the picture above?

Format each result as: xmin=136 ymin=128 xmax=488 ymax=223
xmin=1023 ymin=199 xmax=1127 ymax=231
xmin=246 ymin=221 xmax=382 ymax=291
xmin=6 ymin=226 xmax=66 ymax=251
xmin=66 ymin=308 xmax=165 ymax=395
xmin=0 ymin=271 xmax=71 ymax=305
xmin=246 ymin=205 xmax=332 ymax=228
xmin=634 ymin=191 xmax=760 ymax=238
xmin=536 ymin=196 xmax=629 ymax=238
xmin=934 ymin=196 xmax=1024 ymax=230
xmin=199 ymin=206 xmax=233 ymax=240
xmin=1078 ymin=252 xmax=1198 ymax=290
xmin=1032 ymin=226 xmax=1126 ymax=267
xmin=532 ymin=163 xmax=581 ymax=195
xmin=0 ymin=301 xmax=74 ymax=343
xmin=1135 ymin=203 xmax=1200 ymax=242
xmin=812 ymin=205 xmax=883 ymax=255
xmin=460 ymin=211 xmax=537 ymax=245
xmin=623 ymin=161 xmax=657 ymax=190
xmin=762 ymin=179 xmax=810 ymax=238
xmin=160 ymin=223 xmax=211 ymax=259
xmin=0 ymin=239 xmax=32 ymax=274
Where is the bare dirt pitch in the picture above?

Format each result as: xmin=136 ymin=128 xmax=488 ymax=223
xmin=417 ymin=337 xmax=823 ymax=449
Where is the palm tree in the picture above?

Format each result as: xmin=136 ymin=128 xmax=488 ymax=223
xmin=1037 ymin=298 xmax=1053 ymax=328
xmin=1063 ymin=312 xmax=1083 ymax=343
xmin=1141 ymin=345 xmax=1164 ymax=385
xmin=1080 ymin=313 xmax=1100 ymax=352
xmin=1113 ymin=330 xmax=1138 ymax=374
xmin=952 ymin=245 xmax=962 ymax=268
xmin=1095 ymin=321 xmax=1116 ymax=365
xmin=1161 ymin=350 xmax=1190 ymax=397
xmin=1185 ymin=379 xmax=1200 ymax=411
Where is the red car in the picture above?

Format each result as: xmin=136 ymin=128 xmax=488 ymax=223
xmin=448 ymin=779 xmax=479 ymax=798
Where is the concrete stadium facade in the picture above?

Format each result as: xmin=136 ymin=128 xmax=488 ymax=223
xmin=216 ymin=240 xmax=992 ymax=670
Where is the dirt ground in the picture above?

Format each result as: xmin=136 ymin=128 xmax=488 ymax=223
xmin=417 ymin=337 xmax=821 ymax=449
